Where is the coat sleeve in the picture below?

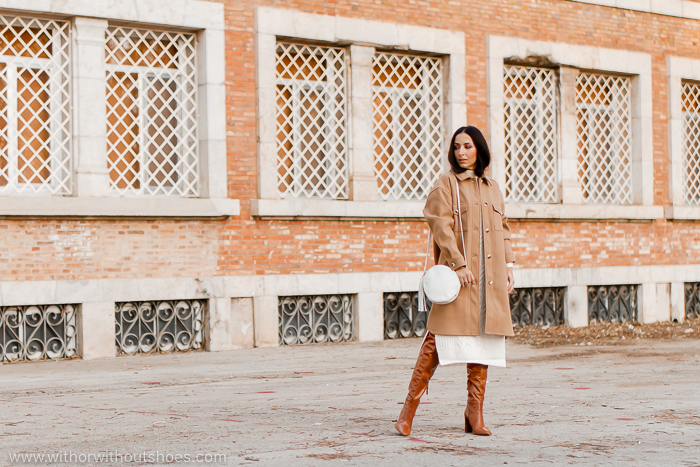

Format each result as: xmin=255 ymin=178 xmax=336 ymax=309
xmin=423 ymin=185 xmax=466 ymax=271
xmin=497 ymin=190 xmax=516 ymax=264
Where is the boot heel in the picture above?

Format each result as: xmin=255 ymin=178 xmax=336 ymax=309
xmin=465 ymin=416 xmax=472 ymax=433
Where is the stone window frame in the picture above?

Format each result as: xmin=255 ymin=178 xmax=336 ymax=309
xmin=488 ymin=36 xmax=661 ymax=221
xmin=0 ymin=0 xmax=237 ymax=218
xmin=567 ymin=0 xmax=700 ymax=20
xmin=666 ymin=55 xmax=700 ymax=220
xmin=252 ymin=6 xmax=466 ymax=219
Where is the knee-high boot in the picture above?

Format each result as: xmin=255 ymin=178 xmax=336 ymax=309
xmin=395 ymin=332 xmax=439 ymax=436
xmin=465 ymin=363 xmax=491 ymax=435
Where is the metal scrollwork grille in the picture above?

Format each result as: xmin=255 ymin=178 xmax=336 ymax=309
xmin=115 ymin=300 xmax=205 ymax=356
xmin=105 ymin=27 xmax=198 ymax=197
xmin=685 ymin=282 xmax=700 ymax=319
xmin=383 ymin=292 xmax=430 ymax=339
xmin=510 ymin=287 xmax=566 ymax=327
xmin=682 ymin=82 xmax=700 ymax=205
xmin=372 ymin=53 xmax=443 ymax=200
xmin=503 ymin=66 xmax=559 ymax=203
xmin=0 ymin=15 xmax=72 ymax=195
xmin=576 ymin=73 xmax=632 ymax=204
xmin=1 ymin=304 xmax=77 ymax=363
xmin=275 ymin=43 xmax=348 ymax=200
xmin=588 ymin=285 xmax=638 ymax=323
xmin=279 ymin=295 xmax=353 ymax=346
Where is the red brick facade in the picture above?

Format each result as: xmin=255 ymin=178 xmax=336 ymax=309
xmin=0 ymin=0 xmax=700 ymax=358
xmin=0 ymin=0 xmax=700 ymax=280
xmin=1 ymin=0 xmax=699 ymax=281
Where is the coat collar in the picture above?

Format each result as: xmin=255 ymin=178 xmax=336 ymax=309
xmin=452 ymin=169 xmax=492 ymax=185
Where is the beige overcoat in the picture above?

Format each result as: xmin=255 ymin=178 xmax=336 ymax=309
xmin=423 ymin=170 xmax=515 ymax=337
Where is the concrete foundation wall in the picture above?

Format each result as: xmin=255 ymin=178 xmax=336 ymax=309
xmin=1 ymin=264 xmax=695 ymax=359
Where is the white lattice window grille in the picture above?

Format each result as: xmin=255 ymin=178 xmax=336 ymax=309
xmin=105 ymin=27 xmax=198 ymax=197
xmin=682 ymin=81 xmax=700 ymax=206
xmin=503 ymin=66 xmax=558 ymax=203
xmin=275 ymin=42 xmax=348 ymax=199
xmin=0 ymin=15 xmax=71 ymax=195
xmin=575 ymin=73 xmax=632 ymax=204
xmin=115 ymin=300 xmax=205 ymax=356
xmin=1 ymin=304 xmax=77 ymax=362
xmin=372 ymin=53 xmax=443 ymax=200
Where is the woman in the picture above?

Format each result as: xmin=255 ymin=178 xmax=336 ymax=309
xmin=395 ymin=126 xmax=516 ymax=436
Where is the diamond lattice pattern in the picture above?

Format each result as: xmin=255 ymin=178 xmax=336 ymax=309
xmin=372 ymin=53 xmax=443 ymax=200
xmin=682 ymin=82 xmax=700 ymax=206
xmin=0 ymin=15 xmax=71 ymax=194
xmin=105 ymin=27 xmax=198 ymax=197
xmin=275 ymin=43 xmax=348 ymax=199
xmin=503 ymin=66 xmax=558 ymax=203
xmin=576 ymin=73 xmax=632 ymax=204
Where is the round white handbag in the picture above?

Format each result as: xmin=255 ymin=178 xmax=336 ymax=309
xmin=418 ymin=173 xmax=465 ymax=311
xmin=421 ymin=264 xmax=461 ymax=305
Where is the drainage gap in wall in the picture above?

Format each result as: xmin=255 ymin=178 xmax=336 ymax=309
xmin=115 ymin=300 xmax=205 ymax=356
xmin=685 ymin=283 xmax=700 ymax=319
xmin=588 ymin=285 xmax=638 ymax=323
xmin=384 ymin=292 xmax=430 ymax=339
xmin=278 ymin=295 xmax=353 ymax=346
xmin=510 ymin=287 xmax=566 ymax=326
xmin=1 ymin=304 xmax=78 ymax=363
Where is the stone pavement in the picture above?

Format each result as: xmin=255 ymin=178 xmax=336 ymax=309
xmin=1 ymin=338 xmax=699 ymax=466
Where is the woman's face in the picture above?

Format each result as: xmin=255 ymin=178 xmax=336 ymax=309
xmin=454 ymin=133 xmax=477 ymax=170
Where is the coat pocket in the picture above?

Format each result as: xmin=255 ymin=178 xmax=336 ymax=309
xmin=453 ymin=205 xmax=468 ymax=232
xmin=492 ymin=204 xmax=504 ymax=231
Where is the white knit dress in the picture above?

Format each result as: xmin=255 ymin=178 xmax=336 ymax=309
xmin=433 ymin=172 xmax=506 ymax=367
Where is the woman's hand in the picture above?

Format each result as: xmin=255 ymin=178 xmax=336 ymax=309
xmin=455 ymin=266 xmax=475 ymax=287
xmin=506 ymin=267 xmax=515 ymax=293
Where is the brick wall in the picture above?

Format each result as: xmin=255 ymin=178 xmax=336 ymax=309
xmin=1 ymin=0 xmax=699 ymax=282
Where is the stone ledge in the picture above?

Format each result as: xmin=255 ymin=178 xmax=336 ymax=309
xmin=664 ymin=206 xmax=700 ymax=220
xmin=567 ymin=0 xmax=700 ymax=21
xmin=506 ymin=203 xmax=664 ymax=221
xmin=252 ymin=199 xmax=666 ymax=221
xmin=0 ymin=197 xmax=240 ymax=218
xmin=0 ymin=0 xmax=225 ymax=30
xmin=251 ymin=199 xmax=425 ymax=219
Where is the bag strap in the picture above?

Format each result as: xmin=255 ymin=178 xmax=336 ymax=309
xmin=453 ymin=173 xmax=466 ymax=260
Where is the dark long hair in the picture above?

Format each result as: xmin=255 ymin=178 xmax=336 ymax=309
xmin=447 ymin=126 xmax=491 ymax=177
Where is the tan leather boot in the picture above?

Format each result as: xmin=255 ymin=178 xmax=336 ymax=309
xmin=395 ymin=332 xmax=439 ymax=436
xmin=465 ymin=363 xmax=491 ymax=435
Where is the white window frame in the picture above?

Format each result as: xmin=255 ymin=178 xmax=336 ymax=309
xmin=274 ymin=42 xmax=349 ymax=200
xmin=575 ymin=73 xmax=633 ymax=205
xmin=105 ymin=27 xmax=198 ymax=198
xmin=1 ymin=59 xmax=63 ymax=194
xmin=0 ymin=16 xmax=71 ymax=196
xmin=667 ymin=56 xmax=700 ymax=220
xmin=0 ymin=0 xmax=238 ymax=218
xmin=372 ymin=52 xmax=444 ymax=202
xmin=488 ymin=35 xmax=660 ymax=221
xmin=253 ymin=7 xmax=465 ymax=219
xmin=502 ymin=65 xmax=559 ymax=203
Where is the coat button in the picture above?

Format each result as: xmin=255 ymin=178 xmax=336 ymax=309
xmin=485 ymin=228 xmax=490 ymax=233
xmin=487 ymin=254 xmax=491 ymax=259
xmin=489 ymin=280 xmax=493 ymax=285
xmin=484 ymin=202 xmax=488 ymax=206
xmin=451 ymin=262 xmax=455 ymax=267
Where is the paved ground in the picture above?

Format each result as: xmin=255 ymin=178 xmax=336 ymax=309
xmin=2 ymin=338 xmax=700 ymax=466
